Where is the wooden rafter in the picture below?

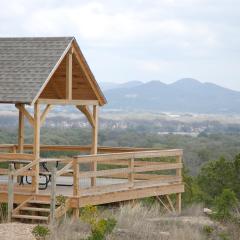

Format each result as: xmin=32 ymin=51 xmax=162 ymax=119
xmin=66 ymin=49 xmax=73 ymax=100
xmin=15 ymin=104 xmax=34 ymax=126
xmin=40 ymin=104 xmax=52 ymax=125
xmin=76 ymin=105 xmax=95 ymax=128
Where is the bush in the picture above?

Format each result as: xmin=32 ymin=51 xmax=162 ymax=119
xmin=32 ymin=225 xmax=50 ymax=240
xmin=0 ymin=203 xmax=7 ymax=222
xmin=213 ymin=189 xmax=238 ymax=221
xmin=80 ymin=205 xmax=117 ymax=240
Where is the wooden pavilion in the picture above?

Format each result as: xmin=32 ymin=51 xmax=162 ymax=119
xmin=0 ymin=37 xmax=184 ymax=223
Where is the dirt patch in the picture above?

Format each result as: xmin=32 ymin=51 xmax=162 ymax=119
xmin=0 ymin=223 xmax=35 ymax=240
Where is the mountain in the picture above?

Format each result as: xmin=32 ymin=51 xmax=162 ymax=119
xmin=99 ymin=81 xmax=143 ymax=91
xmin=102 ymin=78 xmax=240 ymax=114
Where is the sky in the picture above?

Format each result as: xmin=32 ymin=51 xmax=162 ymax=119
xmin=0 ymin=0 xmax=240 ymax=90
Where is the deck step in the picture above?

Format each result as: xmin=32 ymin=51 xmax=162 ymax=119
xmin=21 ymin=207 xmax=50 ymax=212
xmin=28 ymin=200 xmax=51 ymax=205
xmin=12 ymin=214 xmax=48 ymax=221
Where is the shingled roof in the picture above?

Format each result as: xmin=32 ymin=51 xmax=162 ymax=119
xmin=0 ymin=37 xmax=106 ymax=105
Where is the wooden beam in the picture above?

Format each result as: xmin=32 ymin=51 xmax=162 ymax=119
xmin=40 ymin=104 xmax=52 ymax=125
xmin=66 ymin=50 xmax=73 ymax=100
xmin=56 ymin=161 xmax=73 ymax=177
xmin=33 ymin=103 xmax=40 ymax=194
xmin=91 ymin=105 xmax=98 ymax=186
xmin=76 ymin=105 xmax=95 ymax=128
xmin=37 ymin=99 xmax=98 ymax=106
xmin=0 ymin=153 xmax=34 ymax=161
xmin=15 ymin=104 xmax=34 ymax=126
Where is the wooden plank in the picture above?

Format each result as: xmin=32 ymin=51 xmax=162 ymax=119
xmin=21 ymin=207 xmax=50 ymax=213
xmin=79 ymin=163 xmax=182 ymax=178
xmin=66 ymin=50 xmax=73 ymax=100
xmin=76 ymin=149 xmax=183 ymax=163
xmin=14 ymin=161 xmax=38 ymax=177
xmin=40 ymin=104 xmax=52 ymax=125
xmin=78 ymin=183 xmax=185 ymax=207
xmin=80 ymin=167 xmax=131 ymax=178
xmin=55 ymin=199 xmax=70 ymax=220
xmin=37 ymin=99 xmax=99 ymax=105
xmin=12 ymin=214 xmax=48 ymax=221
xmin=0 ymin=153 xmax=34 ymax=160
xmin=166 ymin=195 xmax=176 ymax=213
xmin=76 ymin=105 xmax=95 ymax=128
xmin=133 ymin=163 xmax=183 ymax=173
xmin=12 ymin=196 xmax=33 ymax=215
xmin=56 ymin=161 xmax=73 ymax=177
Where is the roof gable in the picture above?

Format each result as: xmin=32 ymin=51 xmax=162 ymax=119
xmin=0 ymin=37 xmax=106 ymax=105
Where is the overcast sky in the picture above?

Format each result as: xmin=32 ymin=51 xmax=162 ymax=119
xmin=1 ymin=0 xmax=240 ymax=90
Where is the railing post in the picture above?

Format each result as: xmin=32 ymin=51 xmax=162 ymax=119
xmin=128 ymin=157 xmax=134 ymax=187
xmin=176 ymin=155 xmax=182 ymax=213
xmin=73 ymin=157 xmax=80 ymax=219
xmin=50 ymin=167 xmax=57 ymax=224
xmin=7 ymin=164 xmax=14 ymax=222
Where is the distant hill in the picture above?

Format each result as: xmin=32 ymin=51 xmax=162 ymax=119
xmin=102 ymin=78 xmax=240 ymax=113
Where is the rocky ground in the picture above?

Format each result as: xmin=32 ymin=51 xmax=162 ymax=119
xmin=0 ymin=223 xmax=35 ymax=240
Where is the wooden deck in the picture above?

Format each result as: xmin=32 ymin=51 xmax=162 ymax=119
xmin=0 ymin=144 xmax=184 ymax=222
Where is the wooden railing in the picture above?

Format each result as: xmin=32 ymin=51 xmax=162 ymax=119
xmin=2 ymin=147 xmax=183 ymax=220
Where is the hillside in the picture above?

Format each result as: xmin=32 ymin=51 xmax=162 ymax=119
xmin=102 ymin=79 xmax=240 ymax=114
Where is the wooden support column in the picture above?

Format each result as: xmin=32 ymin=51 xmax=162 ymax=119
xmin=66 ymin=49 xmax=73 ymax=100
xmin=73 ymin=158 xmax=80 ymax=219
xmin=18 ymin=105 xmax=25 ymax=153
xmin=50 ymin=167 xmax=57 ymax=224
xmin=128 ymin=157 xmax=134 ymax=187
xmin=17 ymin=105 xmax=25 ymax=182
xmin=7 ymin=164 xmax=14 ymax=222
xmin=176 ymin=155 xmax=182 ymax=213
xmin=91 ymin=105 xmax=99 ymax=187
xmin=33 ymin=103 xmax=40 ymax=194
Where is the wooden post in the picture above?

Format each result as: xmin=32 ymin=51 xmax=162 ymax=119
xmin=91 ymin=105 xmax=98 ymax=187
xmin=18 ymin=105 xmax=24 ymax=153
xmin=17 ymin=105 xmax=24 ymax=183
xmin=33 ymin=103 xmax=40 ymax=194
xmin=128 ymin=157 xmax=134 ymax=187
xmin=176 ymin=155 xmax=182 ymax=213
xmin=66 ymin=50 xmax=73 ymax=100
xmin=7 ymin=164 xmax=14 ymax=222
xmin=50 ymin=167 xmax=57 ymax=224
xmin=73 ymin=158 xmax=80 ymax=219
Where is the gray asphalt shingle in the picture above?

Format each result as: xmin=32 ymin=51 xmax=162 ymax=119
xmin=0 ymin=37 xmax=74 ymax=104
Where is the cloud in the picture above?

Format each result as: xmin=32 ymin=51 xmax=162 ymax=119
xmin=0 ymin=0 xmax=240 ymax=89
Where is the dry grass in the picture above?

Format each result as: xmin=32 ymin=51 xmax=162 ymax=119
xmin=44 ymin=203 xmax=240 ymax=240
xmin=0 ymin=203 xmax=7 ymax=223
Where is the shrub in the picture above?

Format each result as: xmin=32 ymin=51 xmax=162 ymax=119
xmin=32 ymin=225 xmax=50 ymax=240
xmin=0 ymin=203 xmax=7 ymax=222
xmin=213 ymin=189 xmax=238 ymax=221
xmin=80 ymin=205 xmax=117 ymax=240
